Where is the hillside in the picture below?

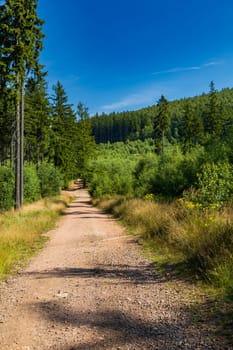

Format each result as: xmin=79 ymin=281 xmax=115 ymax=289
xmin=91 ymin=86 xmax=233 ymax=144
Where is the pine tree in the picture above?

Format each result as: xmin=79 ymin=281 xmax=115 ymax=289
xmin=181 ymin=101 xmax=203 ymax=152
xmin=154 ymin=95 xmax=170 ymax=155
xmin=24 ymin=75 xmax=50 ymax=164
xmin=76 ymin=102 xmax=96 ymax=182
xmin=50 ymin=81 xmax=78 ymax=184
xmin=0 ymin=0 xmax=44 ymax=208
xmin=204 ymin=81 xmax=223 ymax=138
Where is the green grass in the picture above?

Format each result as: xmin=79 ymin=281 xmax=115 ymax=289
xmin=0 ymin=193 xmax=72 ymax=280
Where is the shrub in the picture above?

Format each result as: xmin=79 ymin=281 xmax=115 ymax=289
xmin=37 ymin=162 xmax=62 ymax=197
xmin=0 ymin=166 xmax=14 ymax=211
xmin=195 ymin=162 xmax=233 ymax=207
xmin=24 ymin=164 xmax=41 ymax=203
xmin=133 ymin=155 xmax=158 ymax=197
xmin=149 ymin=146 xmax=204 ymax=197
xmin=88 ymin=157 xmax=136 ymax=198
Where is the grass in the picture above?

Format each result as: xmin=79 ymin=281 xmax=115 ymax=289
xmin=95 ymin=195 xmax=233 ymax=344
xmin=0 ymin=192 xmax=72 ymax=280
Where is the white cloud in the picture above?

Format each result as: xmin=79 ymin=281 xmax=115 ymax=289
xmin=100 ymin=84 xmax=170 ymax=113
xmin=152 ymin=60 xmax=224 ymax=76
xmin=101 ymin=94 xmax=146 ymax=112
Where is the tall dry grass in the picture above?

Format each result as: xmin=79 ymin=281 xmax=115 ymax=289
xmin=0 ymin=193 xmax=72 ymax=279
xmin=97 ymin=197 xmax=233 ymax=298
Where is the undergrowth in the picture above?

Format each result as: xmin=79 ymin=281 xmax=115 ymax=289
xmin=94 ymin=195 xmax=233 ymax=343
xmin=95 ymin=196 xmax=233 ymax=300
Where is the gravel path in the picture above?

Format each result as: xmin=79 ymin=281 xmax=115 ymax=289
xmin=0 ymin=188 xmax=231 ymax=349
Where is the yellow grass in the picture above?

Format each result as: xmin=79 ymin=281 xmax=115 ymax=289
xmin=96 ymin=196 xmax=233 ymax=299
xmin=0 ymin=193 xmax=72 ymax=280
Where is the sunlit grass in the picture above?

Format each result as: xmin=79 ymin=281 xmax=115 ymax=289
xmin=96 ymin=196 xmax=233 ymax=300
xmin=0 ymin=193 xmax=72 ymax=280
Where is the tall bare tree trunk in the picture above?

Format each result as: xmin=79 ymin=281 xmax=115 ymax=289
xmin=15 ymin=75 xmax=21 ymax=210
xmin=20 ymin=82 xmax=24 ymax=206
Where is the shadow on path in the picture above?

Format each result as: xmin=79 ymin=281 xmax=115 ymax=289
xmin=34 ymin=302 xmax=192 ymax=350
xmin=22 ymin=264 xmax=161 ymax=285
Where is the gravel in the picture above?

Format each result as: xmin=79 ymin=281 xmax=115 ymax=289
xmin=0 ymin=188 xmax=232 ymax=349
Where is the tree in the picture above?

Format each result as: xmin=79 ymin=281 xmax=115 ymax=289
xmin=50 ymin=81 xmax=78 ymax=184
xmin=76 ymin=102 xmax=96 ymax=182
xmin=0 ymin=0 xmax=44 ymax=208
xmin=24 ymin=75 xmax=50 ymax=164
xmin=154 ymin=95 xmax=170 ymax=155
xmin=204 ymin=81 xmax=223 ymax=138
xmin=181 ymin=101 xmax=203 ymax=152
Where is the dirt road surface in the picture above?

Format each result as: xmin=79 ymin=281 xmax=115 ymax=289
xmin=0 ymin=188 xmax=231 ymax=349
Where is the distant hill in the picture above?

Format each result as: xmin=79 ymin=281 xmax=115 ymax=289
xmin=91 ymin=87 xmax=233 ymax=144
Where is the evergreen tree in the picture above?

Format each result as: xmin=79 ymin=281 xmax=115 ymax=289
xmin=0 ymin=0 xmax=44 ymax=208
xmin=50 ymin=81 xmax=78 ymax=184
xmin=204 ymin=81 xmax=223 ymax=138
xmin=24 ymin=75 xmax=50 ymax=164
xmin=154 ymin=95 xmax=170 ymax=155
xmin=181 ymin=101 xmax=203 ymax=152
xmin=76 ymin=102 xmax=96 ymax=182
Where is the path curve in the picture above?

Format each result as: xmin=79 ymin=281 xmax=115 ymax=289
xmin=0 ymin=189 xmax=230 ymax=349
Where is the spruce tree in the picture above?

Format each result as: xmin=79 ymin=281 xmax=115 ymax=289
xmin=181 ymin=101 xmax=203 ymax=152
xmin=154 ymin=95 xmax=170 ymax=155
xmin=50 ymin=81 xmax=78 ymax=184
xmin=76 ymin=102 xmax=95 ymax=182
xmin=204 ymin=81 xmax=223 ymax=138
xmin=0 ymin=0 xmax=44 ymax=208
xmin=24 ymin=75 xmax=50 ymax=164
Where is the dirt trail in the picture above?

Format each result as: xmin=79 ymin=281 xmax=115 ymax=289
xmin=0 ymin=188 xmax=231 ymax=349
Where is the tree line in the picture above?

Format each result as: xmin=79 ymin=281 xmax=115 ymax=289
xmin=91 ymin=83 xmax=233 ymax=152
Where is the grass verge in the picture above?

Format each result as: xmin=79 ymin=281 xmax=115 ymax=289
xmin=0 ymin=192 xmax=72 ymax=280
xmin=94 ymin=196 xmax=233 ymax=344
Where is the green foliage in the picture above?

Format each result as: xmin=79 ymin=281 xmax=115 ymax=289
xmin=195 ymin=162 xmax=233 ymax=207
xmin=133 ymin=154 xmax=158 ymax=197
xmin=90 ymin=83 xmax=233 ymax=150
xmin=24 ymin=76 xmax=50 ymax=164
xmin=154 ymin=95 xmax=170 ymax=155
xmin=211 ymin=259 xmax=233 ymax=299
xmin=204 ymin=81 xmax=223 ymax=138
xmin=151 ymin=145 xmax=204 ymax=197
xmin=181 ymin=101 xmax=204 ymax=151
xmin=88 ymin=142 xmax=205 ymax=199
xmin=23 ymin=164 xmax=40 ymax=203
xmin=76 ymin=102 xmax=96 ymax=180
xmin=37 ymin=162 xmax=62 ymax=197
xmin=88 ymin=157 xmax=136 ymax=198
xmin=0 ymin=167 xmax=14 ymax=211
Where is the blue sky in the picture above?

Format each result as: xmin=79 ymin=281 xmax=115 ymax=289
xmin=38 ymin=0 xmax=233 ymax=115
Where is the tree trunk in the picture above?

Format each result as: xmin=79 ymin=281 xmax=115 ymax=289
xmin=15 ymin=76 xmax=21 ymax=210
xmin=20 ymin=82 xmax=24 ymax=206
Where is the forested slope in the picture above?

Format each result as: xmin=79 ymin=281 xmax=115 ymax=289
xmin=91 ymin=85 xmax=233 ymax=146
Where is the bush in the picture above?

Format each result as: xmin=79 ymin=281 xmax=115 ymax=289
xmin=88 ymin=157 xmax=136 ymax=198
xmin=24 ymin=164 xmax=41 ymax=203
xmin=37 ymin=162 xmax=62 ymax=197
xmin=151 ymin=146 xmax=186 ymax=196
xmin=195 ymin=162 xmax=233 ymax=207
xmin=0 ymin=166 xmax=14 ymax=211
xmin=149 ymin=146 xmax=204 ymax=197
xmin=133 ymin=155 xmax=158 ymax=197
